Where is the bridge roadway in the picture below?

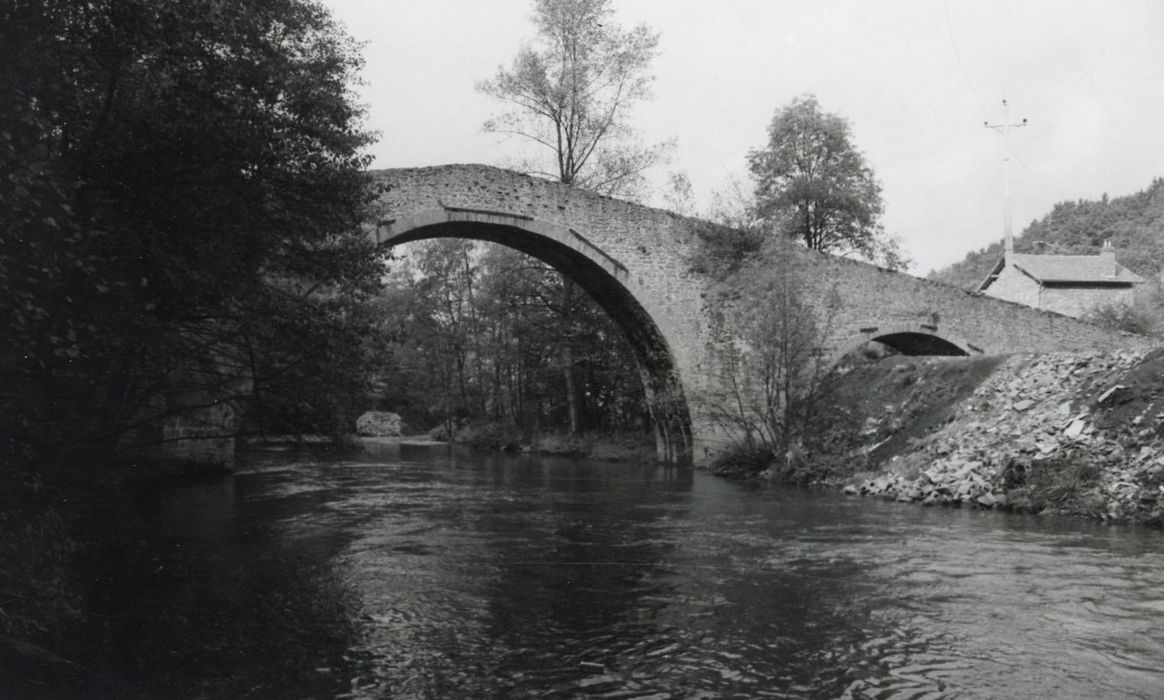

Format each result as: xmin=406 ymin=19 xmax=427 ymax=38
xmin=370 ymin=164 xmax=1150 ymax=465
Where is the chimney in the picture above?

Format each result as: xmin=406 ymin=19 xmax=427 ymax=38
xmin=1100 ymin=240 xmax=1116 ymax=274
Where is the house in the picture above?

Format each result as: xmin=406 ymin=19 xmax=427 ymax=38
xmin=978 ymin=241 xmax=1144 ymax=318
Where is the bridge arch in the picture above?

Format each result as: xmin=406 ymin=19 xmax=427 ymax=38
xmin=828 ymin=323 xmax=981 ymax=369
xmin=372 ymin=206 xmax=693 ymax=463
xmin=365 ymin=164 xmax=1148 ymax=466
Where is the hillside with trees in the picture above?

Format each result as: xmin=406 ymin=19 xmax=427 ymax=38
xmin=929 ymin=178 xmax=1164 ymax=290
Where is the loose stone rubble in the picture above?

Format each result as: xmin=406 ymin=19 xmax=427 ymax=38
xmin=835 ymin=348 xmax=1164 ymax=526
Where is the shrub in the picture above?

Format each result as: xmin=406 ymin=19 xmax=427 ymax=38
xmin=708 ymin=444 xmax=776 ymax=479
xmin=1084 ymin=301 xmax=1157 ymax=336
xmin=689 ymin=222 xmax=767 ymax=278
xmin=428 ymin=423 xmax=451 ymax=442
xmin=1001 ymin=457 xmax=1103 ymax=515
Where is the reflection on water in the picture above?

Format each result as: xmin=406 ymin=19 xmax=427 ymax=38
xmin=87 ymin=441 xmax=1164 ymax=698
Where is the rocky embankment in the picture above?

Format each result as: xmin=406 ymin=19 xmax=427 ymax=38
xmin=815 ymin=348 xmax=1164 ymax=526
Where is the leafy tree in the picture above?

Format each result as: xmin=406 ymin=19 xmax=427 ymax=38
xmin=748 ymin=95 xmax=908 ymax=269
xmin=375 ymin=241 xmax=648 ymax=440
xmin=477 ymin=0 xmax=668 ymax=201
xmin=1 ymin=0 xmax=381 ymax=473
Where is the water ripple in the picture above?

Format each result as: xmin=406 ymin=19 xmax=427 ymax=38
xmin=112 ymin=447 xmax=1164 ymax=699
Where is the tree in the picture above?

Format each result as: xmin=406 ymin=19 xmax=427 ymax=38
xmin=477 ymin=0 xmax=668 ymax=201
xmin=662 ymin=171 xmax=697 ymax=216
xmin=0 ymin=0 xmax=382 ymax=473
xmin=372 ymin=240 xmax=648 ymax=441
xmin=748 ymin=95 xmax=908 ymax=269
xmin=473 ymin=0 xmax=664 ymax=436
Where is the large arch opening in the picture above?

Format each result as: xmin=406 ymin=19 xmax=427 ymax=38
xmin=374 ymin=209 xmax=693 ymax=463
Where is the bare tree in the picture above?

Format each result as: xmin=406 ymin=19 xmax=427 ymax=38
xmin=477 ymin=0 xmax=669 ymax=201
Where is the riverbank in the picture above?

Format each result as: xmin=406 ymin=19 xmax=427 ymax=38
xmin=775 ymin=348 xmax=1164 ymax=526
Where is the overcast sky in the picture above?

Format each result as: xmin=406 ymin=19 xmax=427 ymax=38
xmin=322 ymin=0 xmax=1164 ymax=274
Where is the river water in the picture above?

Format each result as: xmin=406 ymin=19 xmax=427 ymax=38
xmin=84 ymin=440 xmax=1164 ymax=698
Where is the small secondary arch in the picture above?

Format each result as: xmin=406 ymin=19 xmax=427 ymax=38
xmin=371 ymin=206 xmax=693 ymax=463
xmin=829 ymin=323 xmax=981 ymax=368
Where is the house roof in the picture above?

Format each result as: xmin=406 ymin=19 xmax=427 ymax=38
xmin=979 ymin=252 xmax=1145 ymax=290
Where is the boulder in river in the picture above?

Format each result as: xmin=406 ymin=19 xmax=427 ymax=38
xmin=355 ymin=411 xmax=404 ymax=437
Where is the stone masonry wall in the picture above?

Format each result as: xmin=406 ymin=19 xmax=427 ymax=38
xmin=796 ymin=250 xmax=1150 ymax=356
xmin=370 ymin=165 xmax=1155 ymax=464
xmin=1040 ymin=284 xmax=1136 ymax=319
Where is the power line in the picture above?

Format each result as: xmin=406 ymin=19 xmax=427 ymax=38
xmin=943 ymin=0 xmax=988 ymax=122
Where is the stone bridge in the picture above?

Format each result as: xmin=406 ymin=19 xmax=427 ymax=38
xmin=370 ymin=164 xmax=1149 ymax=466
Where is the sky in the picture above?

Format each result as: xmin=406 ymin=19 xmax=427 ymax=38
xmin=321 ymin=0 xmax=1164 ymax=274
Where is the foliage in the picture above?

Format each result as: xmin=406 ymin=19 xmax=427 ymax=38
xmin=465 ymin=0 xmax=669 ymax=447
xmin=0 ymin=0 xmax=381 ymax=473
xmin=701 ymin=240 xmax=841 ymax=466
xmin=690 ymin=222 xmax=767 ymax=278
xmin=1083 ymin=300 xmax=1158 ymax=336
xmin=686 ymin=175 xmax=766 ymax=277
xmin=0 ymin=503 xmax=82 ymax=640
xmin=662 ymin=171 xmax=697 ymax=216
xmin=243 ymin=287 xmax=393 ymax=438
xmin=707 ymin=443 xmax=777 ymax=479
xmin=374 ymin=241 xmax=648 ymax=438
xmin=747 ymin=95 xmax=909 ymax=270
xmin=708 ymin=175 xmax=763 ymax=231
xmin=930 ymin=177 xmax=1164 ymax=287
xmin=1002 ymin=458 xmax=1103 ymax=517
xmin=477 ymin=0 xmax=669 ymax=201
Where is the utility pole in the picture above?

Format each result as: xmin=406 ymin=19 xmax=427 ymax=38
xmin=985 ymin=99 xmax=1027 ymax=261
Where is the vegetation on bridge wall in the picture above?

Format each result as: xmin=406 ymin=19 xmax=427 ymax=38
xmin=689 ymin=227 xmax=844 ymax=473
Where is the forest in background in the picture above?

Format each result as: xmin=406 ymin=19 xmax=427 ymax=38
xmin=366 ymin=241 xmax=648 ymax=443
xmin=929 ymin=178 xmax=1164 ymax=290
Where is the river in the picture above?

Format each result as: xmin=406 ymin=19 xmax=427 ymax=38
xmin=80 ymin=440 xmax=1164 ymax=698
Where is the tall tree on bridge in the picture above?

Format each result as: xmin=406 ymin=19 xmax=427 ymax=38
xmin=475 ymin=0 xmax=666 ymax=433
xmin=748 ymin=96 xmax=910 ymax=270
xmin=477 ymin=0 xmax=669 ymax=202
